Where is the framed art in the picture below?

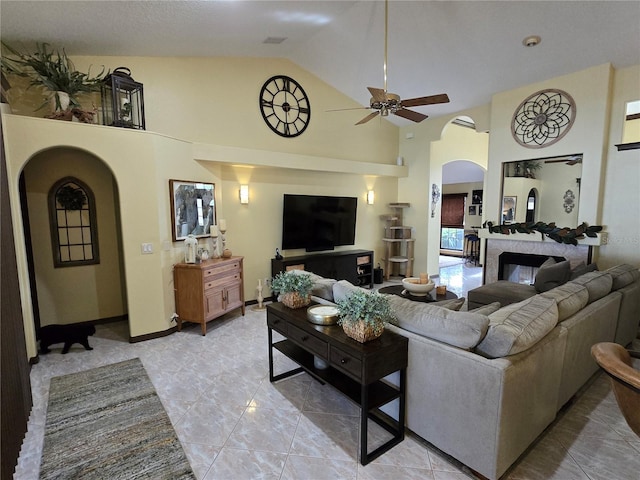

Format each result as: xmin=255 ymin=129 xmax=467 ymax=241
xmin=472 ymin=189 xmax=483 ymax=205
xmin=502 ymin=196 xmax=517 ymax=224
xmin=468 ymin=205 xmax=477 ymax=216
xmin=169 ymin=179 xmax=216 ymax=242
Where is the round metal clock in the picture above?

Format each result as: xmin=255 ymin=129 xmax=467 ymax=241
xmin=259 ymin=75 xmax=310 ymax=138
xmin=511 ymin=88 xmax=576 ymax=148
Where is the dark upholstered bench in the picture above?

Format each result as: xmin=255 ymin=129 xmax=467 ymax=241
xmin=467 ymin=281 xmax=537 ymax=310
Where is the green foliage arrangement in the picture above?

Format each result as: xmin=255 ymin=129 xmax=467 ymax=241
xmin=485 ymin=221 xmax=602 ymax=245
xmin=56 ymin=185 xmax=86 ymax=210
xmin=336 ymin=289 xmax=396 ymax=329
xmin=271 ymin=271 xmax=314 ymax=296
xmin=1 ymin=42 xmax=107 ymax=109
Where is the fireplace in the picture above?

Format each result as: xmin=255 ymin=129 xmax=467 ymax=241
xmin=498 ymin=252 xmax=566 ymax=284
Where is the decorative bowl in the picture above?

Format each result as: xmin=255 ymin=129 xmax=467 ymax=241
xmin=307 ymin=305 xmax=339 ymax=325
xmin=401 ymin=277 xmax=435 ymax=296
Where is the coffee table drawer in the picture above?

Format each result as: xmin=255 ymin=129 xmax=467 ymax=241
xmin=288 ymin=325 xmax=327 ymax=357
xmin=330 ymin=346 xmax=362 ymax=380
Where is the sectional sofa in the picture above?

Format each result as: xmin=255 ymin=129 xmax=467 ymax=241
xmin=294 ymin=264 xmax=640 ymax=480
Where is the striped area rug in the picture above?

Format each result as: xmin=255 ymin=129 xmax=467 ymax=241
xmin=40 ymin=358 xmax=194 ymax=479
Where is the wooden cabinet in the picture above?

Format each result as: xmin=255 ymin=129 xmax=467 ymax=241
xmin=173 ymin=256 xmax=245 ymax=335
xmin=271 ymin=250 xmax=374 ymax=288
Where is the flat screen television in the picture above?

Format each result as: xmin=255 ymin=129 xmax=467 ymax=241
xmin=282 ymin=194 xmax=357 ymax=251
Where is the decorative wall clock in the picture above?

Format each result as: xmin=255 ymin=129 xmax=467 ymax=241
xmin=259 ymin=75 xmax=310 ymax=137
xmin=511 ymin=88 xmax=576 ymax=148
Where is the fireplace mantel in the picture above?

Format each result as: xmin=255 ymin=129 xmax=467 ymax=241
xmin=478 ymin=229 xmax=607 ymax=246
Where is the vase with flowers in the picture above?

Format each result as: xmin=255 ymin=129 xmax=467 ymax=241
xmin=336 ymin=289 xmax=395 ymax=343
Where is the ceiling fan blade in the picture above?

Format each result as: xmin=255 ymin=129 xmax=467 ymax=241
xmin=394 ymin=108 xmax=428 ymax=123
xmin=401 ymin=93 xmax=450 ymax=107
xmin=367 ymin=87 xmax=387 ymax=103
xmin=356 ymin=111 xmax=380 ymax=125
xmin=326 ymin=107 xmax=371 ymax=112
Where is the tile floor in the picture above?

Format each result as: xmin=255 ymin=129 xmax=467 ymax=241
xmin=13 ymin=261 xmax=640 ymax=480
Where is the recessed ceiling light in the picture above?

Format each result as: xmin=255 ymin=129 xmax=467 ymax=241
xmin=263 ymin=37 xmax=287 ymax=44
xmin=522 ymin=35 xmax=541 ymax=47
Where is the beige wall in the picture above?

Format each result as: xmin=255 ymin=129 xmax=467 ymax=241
xmin=23 ymin=148 xmax=126 ymax=326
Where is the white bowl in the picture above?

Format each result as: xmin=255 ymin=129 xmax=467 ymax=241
xmin=401 ymin=277 xmax=435 ymax=296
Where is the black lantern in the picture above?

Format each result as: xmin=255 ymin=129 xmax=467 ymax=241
xmin=100 ymin=67 xmax=145 ymax=130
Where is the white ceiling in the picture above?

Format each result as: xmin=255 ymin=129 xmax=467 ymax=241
xmin=2 ymin=1 xmax=639 ymax=126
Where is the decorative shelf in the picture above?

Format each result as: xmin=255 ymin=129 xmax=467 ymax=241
xmin=615 ymin=142 xmax=640 ymax=151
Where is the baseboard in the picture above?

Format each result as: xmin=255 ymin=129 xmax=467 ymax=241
xmin=129 ymin=325 xmax=178 ymax=343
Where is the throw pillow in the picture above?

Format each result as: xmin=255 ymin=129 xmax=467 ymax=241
xmin=569 ymin=271 xmax=613 ymax=304
xmin=540 ymin=282 xmax=589 ymax=322
xmin=606 ymin=264 xmax=640 ymax=291
xmin=431 ymin=297 xmax=466 ymax=311
xmin=311 ymin=278 xmax=337 ymax=301
xmin=534 ymin=259 xmax=571 ymax=293
xmin=569 ymin=261 xmax=598 ymax=280
xmin=386 ymin=295 xmax=489 ymax=349
xmin=469 ymin=302 xmax=502 ymax=315
xmin=475 ymin=295 xmax=558 ymax=358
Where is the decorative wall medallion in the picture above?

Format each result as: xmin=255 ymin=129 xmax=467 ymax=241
xmin=563 ymin=189 xmax=576 ymax=213
xmin=511 ymin=89 xmax=576 ymax=148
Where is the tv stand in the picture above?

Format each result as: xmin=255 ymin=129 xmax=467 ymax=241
xmin=271 ymin=249 xmax=374 ymax=288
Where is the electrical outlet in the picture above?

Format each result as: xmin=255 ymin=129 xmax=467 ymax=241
xmin=141 ymin=243 xmax=153 ymax=254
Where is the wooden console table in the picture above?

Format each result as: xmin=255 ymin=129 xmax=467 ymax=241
xmin=267 ymin=302 xmax=408 ymax=465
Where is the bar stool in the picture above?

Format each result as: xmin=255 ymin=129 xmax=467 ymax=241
xmin=464 ymin=234 xmax=480 ymax=265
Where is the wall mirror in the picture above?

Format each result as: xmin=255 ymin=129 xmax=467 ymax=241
xmin=169 ymin=179 xmax=216 ymax=242
xmin=501 ymin=154 xmax=582 ymax=227
xmin=621 ymin=100 xmax=640 ymax=145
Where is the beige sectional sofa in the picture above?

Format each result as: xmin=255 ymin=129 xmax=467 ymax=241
xmin=295 ymin=264 xmax=640 ymax=480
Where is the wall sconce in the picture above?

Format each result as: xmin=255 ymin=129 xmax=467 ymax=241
xmin=431 ymin=183 xmax=441 ymax=218
xmin=239 ymin=184 xmax=249 ymax=204
xmin=367 ymin=190 xmax=375 ymax=205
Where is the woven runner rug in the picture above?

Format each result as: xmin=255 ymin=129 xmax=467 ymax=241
xmin=40 ymin=358 xmax=195 ymax=479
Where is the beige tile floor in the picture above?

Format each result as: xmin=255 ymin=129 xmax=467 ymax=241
xmin=13 ymin=261 xmax=640 ymax=479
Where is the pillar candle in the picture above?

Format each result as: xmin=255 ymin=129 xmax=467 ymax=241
xmin=218 ymin=219 xmax=227 ymax=231
xmin=210 ymin=225 xmax=218 ymax=236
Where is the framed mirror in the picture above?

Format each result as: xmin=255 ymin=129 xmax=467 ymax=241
xmin=169 ymin=179 xmax=216 ymax=242
xmin=501 ymin=154 xmax=582 ymax=226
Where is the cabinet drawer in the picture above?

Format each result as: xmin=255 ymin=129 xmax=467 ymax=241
xmin=330 ymin=346 xmax=362 ymax=380
xmin=288 ymin=325 xmax=327 ymax=358
xmin=204 ymin=274 xmax=241 ymax=291
xmin=203 ymin=261 xmax=241 ymax=281
xmin=268 ymin=316 xmax=288 ymax=336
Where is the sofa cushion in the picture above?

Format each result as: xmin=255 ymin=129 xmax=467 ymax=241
xmin=534 ymin=259 xmax=571 ymax=293
xmin=569 ymin=271 xmax=613 ymax=304
xmin=475 ymin=296 xmax=558 ymax=358
xmin=606 ymin=264 xmax=640 ymax=291
xmin=469 ymin=301 xmax=502 ymax=315
xmin=289 ymin=269 xmax=336 ymax=301
xmin=569 ymin=261 xmax=598 ymax=280
xmin=540 ymin=282 xmax=589 ymax=322
xmin=332 ymin=280 xmax=365 ymax=303
xmin=431 ymin=297 xmax=466 ymax=311
xmin=468 ymin=281 xmax=536 ymax=309
xmin=387 ymin=295 xmax=489 ymax=349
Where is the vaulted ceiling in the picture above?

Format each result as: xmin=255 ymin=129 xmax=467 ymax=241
xmin=2 ymin=1 xmax=639 ymax=126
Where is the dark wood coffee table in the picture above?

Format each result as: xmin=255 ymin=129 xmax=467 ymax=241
xmin=267 ymin=302 xmax=408 ymax=465
xmin=378 ymin=284 xmax=458 ymax=303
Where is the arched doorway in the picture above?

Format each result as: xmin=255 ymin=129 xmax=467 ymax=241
xmin=19 ymin=147 xmax=128 ymax=341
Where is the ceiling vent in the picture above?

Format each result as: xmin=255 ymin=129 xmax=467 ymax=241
xmin=263 ymin=37 xmax=287 ymax=44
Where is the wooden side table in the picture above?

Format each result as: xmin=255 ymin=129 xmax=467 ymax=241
xmin=173 ymin=256 xmax=244 ymax=335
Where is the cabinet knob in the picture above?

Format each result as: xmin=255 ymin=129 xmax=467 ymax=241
xmin=273 ymin=319 xmax=280 ymax=324
xmin=301 ymin=335 xmax=309 ymax=341
xmin=341 ymin=358 xmax=348 ymax=364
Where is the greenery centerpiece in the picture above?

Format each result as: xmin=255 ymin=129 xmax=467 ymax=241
xmin=336 ymin=289 xmax=395 ymax=343
xmin=1 ymin=42 xmax=107 ymax=119
xmin=271 ymin=271 xmax=314 ymax=309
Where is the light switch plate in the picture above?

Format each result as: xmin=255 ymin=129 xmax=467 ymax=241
xmin=141 ymin=243 xmax=153 ymax=254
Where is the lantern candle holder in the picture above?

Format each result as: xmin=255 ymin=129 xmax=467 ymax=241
xmin=100 ymin=67 xmax=145 ymax=130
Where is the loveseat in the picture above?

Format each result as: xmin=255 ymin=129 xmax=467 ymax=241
xmin=293 ymin=263 xmax=640 ymax=480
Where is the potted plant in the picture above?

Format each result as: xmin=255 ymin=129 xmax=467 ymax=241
xmin=271 ymin=271 xmax=314 ymax=309
xmin=522 ymin=160 xmax=542 ymax=179
xmin=336 ymin=289 xmax=395 ymax=343
xmin=1 ymin=42 xmax=107 ymax=116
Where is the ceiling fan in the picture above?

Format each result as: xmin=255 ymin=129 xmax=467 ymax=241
xmin=331 ymin=0 xmax=450 ymax=125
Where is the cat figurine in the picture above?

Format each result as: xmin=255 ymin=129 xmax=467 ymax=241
xmin=39 ymin=324 xmax=96 ymax=354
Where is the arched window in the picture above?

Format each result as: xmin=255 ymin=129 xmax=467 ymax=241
xmin=48 ymin=177 xmax=99 ymax=267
